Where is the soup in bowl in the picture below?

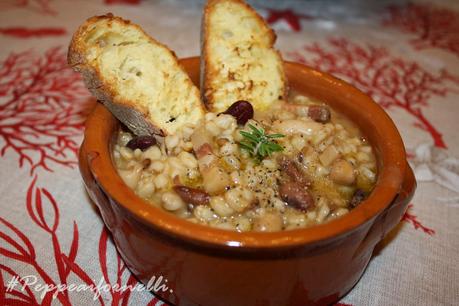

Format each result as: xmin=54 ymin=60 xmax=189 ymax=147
xmin=113 ymin=91 xmax=377 ymax=232
xmin=79 ymin=57 xmax=415 ymax=306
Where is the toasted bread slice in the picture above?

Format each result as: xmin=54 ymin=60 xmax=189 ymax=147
xmin=68 ymin=14 xmax=205 ymax=136
xmin=201 ymin=0 xmax=287 ymax=113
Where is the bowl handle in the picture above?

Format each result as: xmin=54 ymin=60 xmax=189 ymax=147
xmin=78 ymin=143 xmax=117 ymax=230
xmin=380 ymin=162 xmax=416 ymax=237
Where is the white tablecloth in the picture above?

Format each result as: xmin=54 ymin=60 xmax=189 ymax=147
xmin=1 ymin=0 xmax=458 ymax=305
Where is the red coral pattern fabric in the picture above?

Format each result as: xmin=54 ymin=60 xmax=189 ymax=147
xmin=0 ymin=27 xmax=66 ymax=38
xmin=265 ymin=9 xmax=312 ymax=32
xmin=1 ymin=0 xmax=57 ymax=15
xmin=384 ymin=3 xmax=459 ymax=57
xmin=0 ymin=47 xmax=92 ymax=174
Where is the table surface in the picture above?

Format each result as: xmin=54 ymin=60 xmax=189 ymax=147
xmin=1 ymin=0 xmax=458 ymax=305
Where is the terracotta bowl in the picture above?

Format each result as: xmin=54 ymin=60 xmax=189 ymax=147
xmin=79 ymin=57 xmax=415 ymax=306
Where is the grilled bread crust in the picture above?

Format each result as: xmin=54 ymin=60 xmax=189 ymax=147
xmin=201 ymin=0 xmax=287 ymax=112
xmin=69 ymin=14 xmax=205 ymax=136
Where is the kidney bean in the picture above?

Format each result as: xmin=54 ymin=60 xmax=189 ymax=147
xmin=126 ymin=135 xmax=157 ymax=151
xmin=349 ymin=189 xmax=366 ymax=208
xmin=222 ymin=100 xmax=254 ymax=125
xmin=279 ymin=181 xmax=314 ymax=211
xmin=308 ymin=105 xmax=331 ymax=123
xmin=278 ymin=156 xmax=310 ymax=187
xmin=173 ymin=185 xmax=210 ymax=205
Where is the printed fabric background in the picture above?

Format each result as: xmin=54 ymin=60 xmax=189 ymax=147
xmin=0 ymin=0 xmax=458 ymax=305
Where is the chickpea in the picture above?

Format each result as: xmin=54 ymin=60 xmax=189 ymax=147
xmin=118 ymin=165 xmax=142 ymax=189
xmin=143 ymin=146 xmax=162 ymax=160
xmin=330 ymin=159 xmax=355 ymax=185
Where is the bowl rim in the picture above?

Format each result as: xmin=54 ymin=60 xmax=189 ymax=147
xmin=81 ymin=57 xmax=407 ymax=249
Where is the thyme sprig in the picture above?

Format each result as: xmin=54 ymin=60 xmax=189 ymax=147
xmin=239 ymin=124 xmax=284 ymax=160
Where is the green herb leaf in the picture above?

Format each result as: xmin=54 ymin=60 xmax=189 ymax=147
xmin=267 ymin=133 xmax=284 ymax=139
xmin=238 ymin=124 xmax=285 ymax=160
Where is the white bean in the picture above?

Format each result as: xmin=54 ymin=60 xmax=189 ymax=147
xmin=154 ymin=174 xmax=169 ymax=189
xmin=193 ymin=205 xmax=216 ymax=222
xmin=215 ymin=114 xmax=233 ymax=129
xmin=150 ymin=161 xmax=164 ymax=172
xmin=168 ymin=156 xmax=184 ymax=170
xmin=161 ymin=192 xmax=185 ymax=211
xmin=143 ymin=146 xmax=162 ymax=160
xmin=205 ymin=112 xmax=217 ymax=122
xmin=273 ymin=119 xmax=322 ymax=137
xmin=225 ymin=187 xmax=253 ymax=212
xmin=178 ymin=151 xmax=198 ymax=168
xmin=118 ymin=165 xmax=142 ymax=189
xmin=205 ymin=121 xmax=220 ymax=137
xmin=286 ymin=213 xmax=307 ymax=228
xmin=210 ymin=196 xmax=234 ymax=217
xmin=133 ymin=148 xmax=142 ymax=160
xmin=119 ymin=147 xmax=134 ymax=160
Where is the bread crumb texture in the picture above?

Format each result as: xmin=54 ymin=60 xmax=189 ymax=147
xmin=70 ymin=15 xmax=204 ymax=135
xmin=203 ymin=0 xmax=286 ymax=112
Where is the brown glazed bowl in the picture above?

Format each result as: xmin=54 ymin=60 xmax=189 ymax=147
xmin=79 ymin=57 xmax=415 ymax=306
